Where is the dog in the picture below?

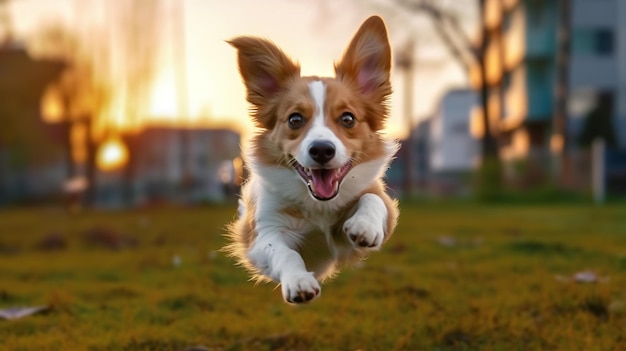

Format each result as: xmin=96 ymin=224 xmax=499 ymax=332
xmin=225 ymin=15 xmax=399 ymax=304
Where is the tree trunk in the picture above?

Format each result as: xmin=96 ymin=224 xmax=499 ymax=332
xmin=63 ymin=120 xmax=75 ymax=180
xmin=475 ymin=0 xmax=502 ymax=199
xmin=122 ymin=134 xmax=137 ymax=207
xmin=84 ymin=117 xmax=97 ymax=207
xmin=478 ymin=0 xmax=499 ymax=160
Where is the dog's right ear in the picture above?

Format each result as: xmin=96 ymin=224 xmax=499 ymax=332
xmin=228 ymin=37 xmax=300 ymax=127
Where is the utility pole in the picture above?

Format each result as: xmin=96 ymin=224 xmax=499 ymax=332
xmin=554 ymin=0 xmax=571 ymax=185
xmin=395 ymin=38 xmax=416 ymax=198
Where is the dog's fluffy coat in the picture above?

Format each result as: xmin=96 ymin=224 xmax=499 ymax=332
xmin=226 ymin=16 xmax=399 ymax=304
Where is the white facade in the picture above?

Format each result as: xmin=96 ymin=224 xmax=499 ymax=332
xmin=134 ymin=127 xmax=241 ymax=203
xmin=570 ymin=0 xmax=619 ymax=89
xmin=96 ymin=127 xmax=241 ymax=206
xmin=430 ymin=90 xmax=479 ymax=172
xmin=569 ymin=0 xmax=626 ymax=147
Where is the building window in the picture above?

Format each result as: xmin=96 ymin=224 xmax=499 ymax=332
xmin=448 ymin=121 xmax=468 ymax=134
xmin=595 ymin=29 xmax=614 ymax=54
xmin=502 ymin=11 xmax=513 ymax=32
xmin=502 ymin=72 xmax=512 ymax=119
xmin=502 ymin=71 xmax=513 ymax=90
xmin=572 ymin=28 xmax=614 ymax=55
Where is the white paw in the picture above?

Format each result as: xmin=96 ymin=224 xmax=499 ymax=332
xmin=343 ymin=214 xmax=384 ymax=249
xmin=281 ymin=272 xmax=321 ymax=304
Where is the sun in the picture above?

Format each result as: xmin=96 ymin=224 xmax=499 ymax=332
xmin=97 ymin=138 xmax=129 ymax=171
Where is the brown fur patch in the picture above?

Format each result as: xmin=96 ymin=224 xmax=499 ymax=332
xmin=279 ymin=206 xmax=305 ymax=219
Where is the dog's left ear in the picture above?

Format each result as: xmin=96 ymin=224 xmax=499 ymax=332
xmin=335 ymin=16 xmax=392 ymax=101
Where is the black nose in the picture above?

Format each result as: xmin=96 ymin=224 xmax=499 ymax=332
xmin=309 ymin=140 xmax=335 ymax=165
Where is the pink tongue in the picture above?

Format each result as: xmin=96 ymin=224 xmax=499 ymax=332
xmin=310 ymin=169 xmax=337 ymax=199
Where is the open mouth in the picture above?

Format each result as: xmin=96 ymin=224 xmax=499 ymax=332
xmin=293 ymin=162 xmax=352 ymax=201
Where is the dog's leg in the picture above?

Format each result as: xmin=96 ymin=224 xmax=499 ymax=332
xmin=248 ymin=231 xmax=321 ymax=304
xmin=343 ymin=193 xmax=388 ymax=249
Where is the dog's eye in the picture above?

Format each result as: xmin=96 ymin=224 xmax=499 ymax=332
xmin=339 ymin=112 xmax=356 ymax=128
xmin=288 ymin=113 xmax=305 ymax=129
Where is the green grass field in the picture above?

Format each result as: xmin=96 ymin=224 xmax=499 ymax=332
xmin=1 ymin=203 xmax=625 ymax=350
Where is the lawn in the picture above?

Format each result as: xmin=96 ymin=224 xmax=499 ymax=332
xmin=0 ymin=203 xmax=625 ymax=350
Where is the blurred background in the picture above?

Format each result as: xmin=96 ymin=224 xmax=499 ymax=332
xmin=1 ymin=0 xmax=625 ymax=209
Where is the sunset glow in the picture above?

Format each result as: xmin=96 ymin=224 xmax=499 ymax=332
xmin=97 ymin=138 xmax=128 ymax=171
xmin=148 ymin=70 xmax=179 ymax=120
xmin=9 ymin=0 xmax=467 ymax=142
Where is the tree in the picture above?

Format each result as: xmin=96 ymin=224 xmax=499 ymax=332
xmin=113 ymin=0 xmax=162 ymax=129
xmin=110 ymin=0 xmax=163 ymax=205
xmin=394 ymin=0 xmax=500 ymax=161
xmin=32 ymin=23 xmax=111 ymax=206
xmin=392 ymin=0 xmax=503 ymax=199
xmin=31 ymin=0 xmax=164 ymax=207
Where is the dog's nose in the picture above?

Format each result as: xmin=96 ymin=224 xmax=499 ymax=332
xmin=309 ymin=140 xmax=335 ymax=165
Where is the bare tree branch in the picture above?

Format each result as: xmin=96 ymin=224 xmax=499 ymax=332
xmin=394 ymin=0 xmax=478 ymax=72
xmin=393 ymin=0 xmax=500 ymax=164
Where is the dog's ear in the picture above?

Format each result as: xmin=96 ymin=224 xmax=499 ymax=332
xmin=228 ymin=37 xmax=300 ymax=128
xmin=335 ymin=16 xmax=392 ymax=101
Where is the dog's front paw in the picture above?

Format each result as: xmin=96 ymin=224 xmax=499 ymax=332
xmin=281 ymin=272 xmax=321 ymax=304
xmin=343 ymin=214 xmax=384 ymax=249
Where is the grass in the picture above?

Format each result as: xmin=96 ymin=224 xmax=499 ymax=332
xmin=0 ymin=203 xmax=625 ymax=350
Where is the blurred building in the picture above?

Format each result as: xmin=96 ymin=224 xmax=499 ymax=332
xmin=0 ymin=41 xmax=66 ymax=204
xmin=413 ymin=117 xmax=431 ymax=188
xmin=392 ymin=90 xmax=478 ymax=197
xmin=431 ymin=89 xmax=479 ymax=173
xmin=389 ymin=117 xmax=430 ymax=196
xmin=472 ymin=0 xmax=626 ymax=160
xmin=96 ymin=127 xmax=241 ymax=207
xmin=429 ymin=89 xmax=478 ymax=196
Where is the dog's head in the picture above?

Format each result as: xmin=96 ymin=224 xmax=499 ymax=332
xmin=229 ymin=16 xmax=393 ymax=201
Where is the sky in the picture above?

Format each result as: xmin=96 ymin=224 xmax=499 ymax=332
xmin=7 ymin=0 xmax=474 ymax=139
